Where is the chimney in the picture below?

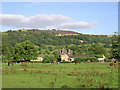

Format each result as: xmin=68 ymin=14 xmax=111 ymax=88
xmin=68 ymin=49 xmax=71 ymax=54
xmin=62 ymin=48 xmax=64 ymax=54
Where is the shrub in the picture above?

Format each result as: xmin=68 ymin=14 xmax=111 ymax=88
xmin=75 ymin=57 xmax=99 ymax=62
xmin=61 ymin=61 xmax=73 ymax=63
xmin=82 ymin=57 xmax=87 ymax=62
xmin=43 ymin=56 xmax=57 ymax=63
xmin=75 ymin=57 xmax=83 ymax=61
xmin=86 ymin=57 xmax=98 ymax=62
xmin=95 ymin=55 xmax=103 ymax=58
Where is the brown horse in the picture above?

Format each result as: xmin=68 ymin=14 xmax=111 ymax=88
xmin=92 ymin=60 xmax=96 ymax=62
xmin=87 ymin=60 xmax=91 ymax=62
xmin=75 ymin=61 xmax=80 ymax=64
xmin=109 ymin=63 xmax=117 ymax=68
xmin=21 ymin=61 xmax=29 ymax=66
xmin=51 ymin=61 xmax=57 ymax=64
xmin=8 ymin=61 xmax=16 ymax=66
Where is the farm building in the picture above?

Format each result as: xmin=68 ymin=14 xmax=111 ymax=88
xmin=60 ymin=48 xmax=75 ymax=62
xmin=68 ymin=58 xmax=74 ymax=62
xmin=98 ymin=58 xmax=104 ymax=63
xmin=60 ymin=54 xmax=74 ymax=62
xmin=60 ymin=54 xmax=69 ymax=62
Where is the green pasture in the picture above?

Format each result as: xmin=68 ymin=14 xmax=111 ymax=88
xmin=2 ymin=62 xmax=118 ymax=88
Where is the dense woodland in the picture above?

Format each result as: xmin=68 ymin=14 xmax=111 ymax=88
xmin=2 ymin=29 xmax=116 ymax=62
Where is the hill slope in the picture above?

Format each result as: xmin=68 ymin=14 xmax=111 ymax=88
xmin=2 ymin=29 xmax=112 ymax=56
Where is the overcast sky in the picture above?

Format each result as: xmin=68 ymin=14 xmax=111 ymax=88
xmin=1 ymin=2 xmax=118 ymax=35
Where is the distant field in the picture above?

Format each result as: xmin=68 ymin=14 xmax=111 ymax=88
xmin=2 ymin=62 xmax=118 ymax=88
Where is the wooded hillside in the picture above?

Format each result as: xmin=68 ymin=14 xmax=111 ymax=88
xmin=2 ymin=29 xmax=113 ymax=61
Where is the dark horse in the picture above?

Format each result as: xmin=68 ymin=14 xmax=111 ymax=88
xmin=109 ymin=62 xmax=117 ymax=68
xmin=51 ymin=61 xmax=57 ymax=64
xmin=92 ymin=60 xmax=96 ymax=63
xmin=8 ymin=61 xmax=16 ymax=66
xmin=75 ymin=61 xmax=80 ymax=64
xmin=109 ymin=63 xmax=115 ymax=66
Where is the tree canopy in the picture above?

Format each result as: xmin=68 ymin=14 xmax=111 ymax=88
xmin=112 ymin=33 xmax=120 ymax=59
xmin=2 ymin=30 xmax=113 ymax=61
xmin=43 ymin=56 xmax=57 ymax=63
xmin=13 ymin=40 xmax=38 ymax=61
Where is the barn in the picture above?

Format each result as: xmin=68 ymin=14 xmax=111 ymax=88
xmin=98 ymin=58 xmax=104 ymax=63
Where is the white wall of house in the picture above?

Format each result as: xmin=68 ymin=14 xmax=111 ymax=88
xmin=60 ymin=54 xmax=74 ymax=62
xmin=69 ymin=58 xmax=74 ymax=61
xmin=60 ymin=54 xmax=69 ymax=62
xmin=98 ymin=58 xmax=104 ymax=63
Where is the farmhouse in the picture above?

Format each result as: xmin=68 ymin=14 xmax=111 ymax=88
xmin=60 ymin=54 xmax=74 ymax=62
xmin=60 ymin=48 xmax=74 ymax=62
xmin=98 ymin=58 xmax=104 ymax=63
xmin=60 ymin=54 xmax=69 ymax=62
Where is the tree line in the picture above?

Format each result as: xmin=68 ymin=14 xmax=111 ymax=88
xmin=2 ymin=30 xmax=118 ymax=62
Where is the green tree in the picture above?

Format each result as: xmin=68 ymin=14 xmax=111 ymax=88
xmin=74 ymin=57 xmax=82 ymax=61
xmin=112 ymin=32 xmax=120 ymax=59
xmin=2 ymin=44 xmax=13 ymax=62
xmin=88 ymin=44 xmax=107 ymax=55
xmin=46 ymin=49 xmax=51 ymax=54
xmin=68 ymin=44 xmax=81 ymax=55
xmin=43 ymin=56 xmax=57 ymax=63
xmin=13 ymin=40 xmax=38 ymax=61
xmin=53 ymin=50 xmax=60 ymax=60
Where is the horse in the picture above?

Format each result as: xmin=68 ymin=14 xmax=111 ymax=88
xmin=21 ymin=61 xmax=29 ymax=66
xmin=109 ymin=63 xmax=117 ymax=68
xmin=75 ymin=61 xmax=80 ymax=64
xmin=8 ymin=61 xmax=16 ymax=66
xmin=87 ymin=60 xmax=91 ymax=62
xmin=51 ymin=61 xmax=57 ymax=64
xmin=92 ymin=60 xmax=96 ymax=63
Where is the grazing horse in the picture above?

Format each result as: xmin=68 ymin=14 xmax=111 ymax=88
xmin=51 ymin=61 xmax=57 ymax=64
xmin=21 ymin=61 xmax=29 ymax=66
xmin=87 ymin=60 xmax=91 ymax=62
xmin=8 ymin=61 xmax=16 ymax=66
xmin=75 ymin=61 xmax=80 ymax=64
xmin=92 ymin=60 xmax=96 ymax=62
xmin=109 ymin=63 xmax=117 ymax=68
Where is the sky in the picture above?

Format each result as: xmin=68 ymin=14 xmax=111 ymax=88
xmin=0 ymin=2 xmax=118 ymax=35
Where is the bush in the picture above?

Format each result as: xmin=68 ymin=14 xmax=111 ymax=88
xmin=82 ymin=57 xmax=87 ymax=62
xmin=75 ymin=57 xmax=83 ymax=61
xmin=87 ymin=57 xmax=97 ymax=60
xmin=61 ymin=61 xmax=73 ymax=63
xmin=86 ymin=57 xmax=98 ymax=62
xmin=43 ymin=56 xmax=57 ymax=63
xmin=95 ymin=55 xmax=103 ymax=58
xmin=75 ymin=57 xmax=99 ymax=62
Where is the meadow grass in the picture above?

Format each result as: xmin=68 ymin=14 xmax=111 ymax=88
xmin=2 ymin=62 xmax=118 ymax=88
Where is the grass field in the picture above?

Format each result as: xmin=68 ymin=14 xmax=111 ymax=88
xmin=2 ymin=62 xmax=118 ymax=88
